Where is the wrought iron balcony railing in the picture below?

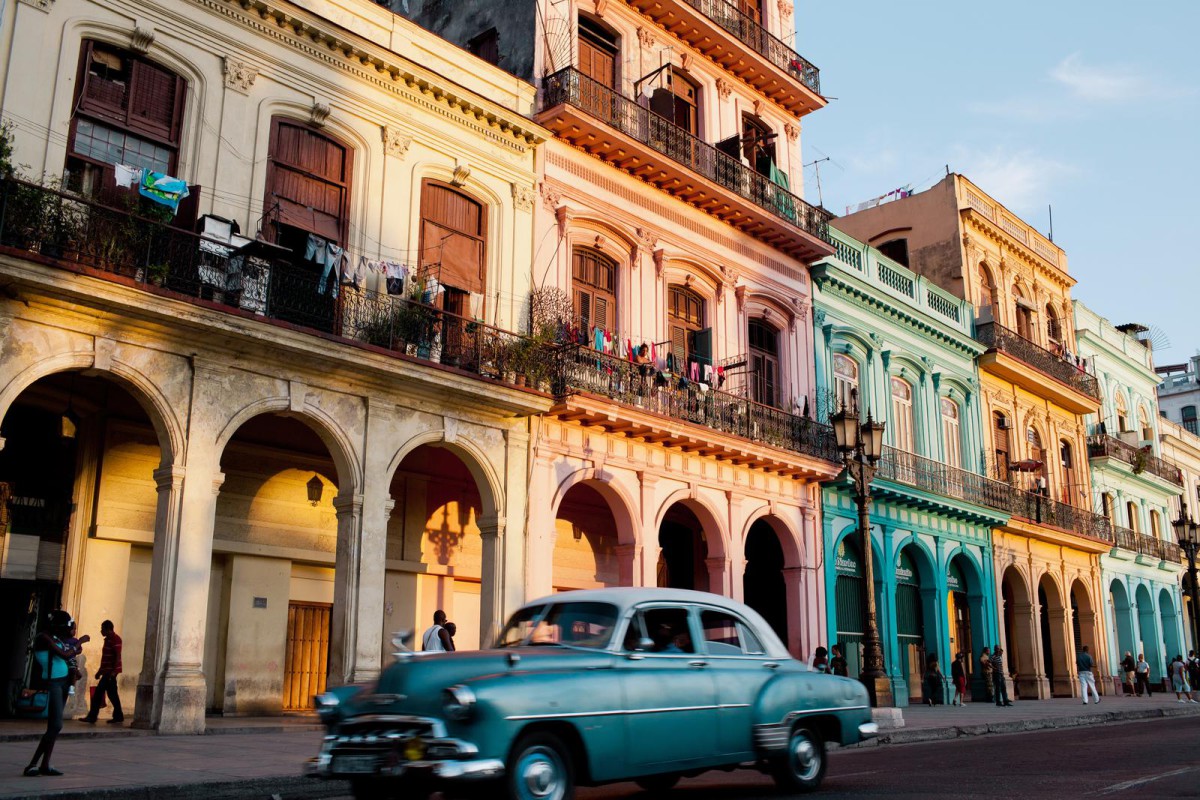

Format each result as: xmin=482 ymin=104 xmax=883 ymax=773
xmin=672 ymin=0 xmax=821 ymax=94
xmin=1136 ymin=533 xmax=1164 ymax=561
xmin=0 ymin=178 xmax=555 ymax=389
xmin=1086 ymin=434 xmax=1183 ymax=486
xmin=1008 ymin=488 xmax=1113 ymax=543
xmin=975 ymin=321 xmax=1101 ymax=401
xmin=875 ymin=447 xmax=1013 ymax=514
xmin=558 ymin=344 xmax=839 ymax=463
xmin=1163 ymin=541 xmax=1182 ymax=564
xmin=541 ymin=68 xmax=832 ymax=243
xmin=1112 ymin=525 xmax=1139 ymax=552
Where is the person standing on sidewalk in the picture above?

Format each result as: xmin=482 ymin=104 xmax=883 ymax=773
xmin=1135 ymin=653 xmax=1153 ymax=697
xmin=422 ymin=610 xmax=453 ymax=652
xmin=80 ymin=620 xmax=123 ymax=725
xmin=951 ymin=652 xmax=967 ymax=706
xmin=24 ymin=610 xmax=82 ymax=777
xmin=990 ymin=646 xmax=1012 ymax=706
xmin=829 ymin=644 xmax=848 ymax=677
xmin=1169 ymin=655 xmax=1193 ymax=703
xmin=1121 ymin=652 xmax=1137 ymax=696
xmin=1077 ymin=644 xmax=1100 ymax=705
xmin=1187 ymin=651 xmax=1200 ymax=703
xmin=979 ymin=647 xmax=994 ymax=702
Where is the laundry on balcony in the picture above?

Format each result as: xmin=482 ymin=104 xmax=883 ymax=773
xmin=137 ymin=170 xmax=191 ymax=213
xmin=767 ymin=162 xmax=797 ymax=223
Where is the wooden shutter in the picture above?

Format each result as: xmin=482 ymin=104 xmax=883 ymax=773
xmin=671 ymin=324 xmax=687 ymax=364
xmin=129 ymin=60 xmax=182 ymax=141
xmin=575 ymin=289 xmax=591 ymax=328
xmin=594 ymin=295 xmax=610 ymax=330
xmin=266 ymin=119 xmax=352 ymax=242
xmin=420 ymin=181 xmax=486 ymax=294
xmin=578 ymin=38 xmax=615 ymax=87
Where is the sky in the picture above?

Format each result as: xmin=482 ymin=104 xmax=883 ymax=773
xmin=793 ymin=0 xmax=1199 ymax=367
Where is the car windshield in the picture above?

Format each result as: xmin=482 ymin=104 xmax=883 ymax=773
xmin=494 ymin=602 xmax=619 ymax=650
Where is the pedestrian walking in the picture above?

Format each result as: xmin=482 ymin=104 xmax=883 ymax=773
xmin=1188 ymin=651 xmax=1200 ymax=703
xmin=979 ymin=646 xmax=994 ymax=702
xmin=79 ymin=620 xmax=123 ymax=724
xmin=23 ymin=610 xmax=82 ymax=777
xmin=1169 ymin=655 xmax=1193 ymax=702
xmin=990 ymin=646 xmax=1012 ymax=706
xmin=951 ymin=652 xmax=967 ymax=706
xmin=1076 ymin=644 xmax=1100 ymax=705
xmin=829 ymin=644 xmax=848 ymax=677
xmin=1135 ymin=653 xmax=1153 ymax=697
xmin=811 ymin=646 xmax=829 ymax=673
xmin=923 ymin=658 xmax=944 ymax=706
xmin=421 ymin=610 xmax=453 ymax=652
xmin=1121 ymin=651 xmax=1136 ymax=696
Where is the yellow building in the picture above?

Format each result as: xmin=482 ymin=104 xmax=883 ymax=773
xmin=837 ymin=175 xmax=1113 ymax=699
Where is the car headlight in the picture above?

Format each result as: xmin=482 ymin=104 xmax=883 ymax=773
xmin=442 ymin=685 xmax=476 ymax=721
xmin=314 ymin=692 xmax=340 ymax=723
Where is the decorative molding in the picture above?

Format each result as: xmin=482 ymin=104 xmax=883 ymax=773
xmin=652 ymin=248 xmax=665 ymax=277
xmin=451 ymin=161 xmax=471 ymax=187
xmin=309 ymin=101 xmax=331 ymax=127
xmin=539 ymin=181 xmax=564 ymax=212
xmin=735 ymin=284 xmax=747 ymax=311
xmin=636 ymin=26 xmax=656 ymax=50
xmin=635 ymin=226 xmax=658 ymax=254
xmin=131 ymin=25 xmax=156 ymax=54
xmin=381 ymin=125 xmax=412 ymax=159
xmin=784 ymin=122 xmax=799 ymax=143
xmin=715 ymin=78 xmax=733 ymax=102
xmin=555 ymin=205 xmax=572 ymax=236
xmin=16 ymin=0 xmax=53 ymax=12
xmin=511 ymin=183 xmax=536 ymax=212
xmin=752 ymin=99 xmax=764 ymax=117
xmin=594 ymin=0 xmax=608 ymax=17
xmin=222 ymin=57 xmax=258 ymax=94
xmin=777 ymin=0 xmax=794 ymax=18
xmin=680 ymin=52 xmax=692 ymax=70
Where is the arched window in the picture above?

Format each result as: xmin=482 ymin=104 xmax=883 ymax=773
xmin=833 ymin=354 xmax=859 ymax=415
xmin=67 ymin=40 xmax=186 ymax=197
xmin=650 ymin=68 xmax=700 ymax=137
xmin=749 ymin=318 xmax=779 ymax=408
xmin=668 ymin=284 xmax=707 ymax=370
xmin=577 ymin=14 xmax=618 ymax=89
xmin=572 ymin=247 xmax=617 ymax=332
xmin=1138 ymin=407 xmax=1152 ymax=441
xmin=941 ymin=397 xmax=961 ymax=470
xmin=993 ymin=411 xmax=1010 ymax=480
xmin=977 ymin=264 xmax=996 ymax=319
xmin=1012 ymin=284 xmax=1033 ymax=340
xmin=1059 ymin=440 xmax=1077 ymax=505
xmin=1101 ymin=492 xmax=1115 ymax=520
xmin=1150 ymin=510 xmax=1162 ymax=539
xmin=420 ymin=180 xmax=487 ymax=318
xmin=1184 ymin=405 xmax=1198 ymax=435
xmin=1115 ymin=392 xmax=1129 ymax=433
xmin=1045 ymin=304 xmax=1062 ymax=350
xmin=1126 ymin=501 xmax=1140 ymax=533
xmin=741 ymin=113 xmax=776 ymax=178
xmin=890 ymin=377 xmax=915 ymax=453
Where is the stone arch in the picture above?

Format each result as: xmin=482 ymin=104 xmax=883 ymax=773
xmin=739 ymin=507 xmax=802 ymax=569
xmin=385 ymin=428 xmax=503 ymax=522
xmin=1135 ymin=582 xmax=1163 ymax=682
xmin=0 ymin=351 xmax=184 ymax=466
xmin=831 ymin=521 xmax=886 ymax=573
xmin=946 ymin=548 xmax=988 ymax=696
xmin=654 ymin=488 xmax=729 ymax=560
xmin=550 ymin=467 xmax=640 ymax=548
xmin=660 ymin=256 xmax=724 ymax=298
xmin=1109 ymin=578 xmax=1136 ymax=671
xmin=1038 ymin=572 xmax=1072 ymax=696
xmin=1070 ymin=577 xmax=1099 ymax=668
xmin=1001 ymin=564 xmax=1037 ymax=698
xmin=1160 ymin=587 xmax=1182 ymax=663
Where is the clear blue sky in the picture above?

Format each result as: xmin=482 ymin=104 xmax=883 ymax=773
xmin=794 ymin=0 xmax=1199 ymax=367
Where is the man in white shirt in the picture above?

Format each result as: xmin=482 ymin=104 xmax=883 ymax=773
xmin=422 ymin=610 xmax=454 ymax=652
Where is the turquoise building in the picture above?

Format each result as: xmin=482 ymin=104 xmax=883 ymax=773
xmin=813 ymin=228 xmax=1010 ymax=705
xmin=1074 ymin=301 xmax=1187 ymax=687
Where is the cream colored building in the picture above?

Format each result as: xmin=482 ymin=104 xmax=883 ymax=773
xmin=0 ymin=0 xmax=549 ymax=732
xmin=1159 ymin=417 xmax=1200 ymax=651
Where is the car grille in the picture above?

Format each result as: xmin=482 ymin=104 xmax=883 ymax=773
xmin=753 ymin=722 xmax=788 ymax=752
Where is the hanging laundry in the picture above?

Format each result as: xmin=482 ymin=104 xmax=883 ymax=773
xmin=137 ymin=171 xmax=190 ymax=213
xmin=383 ymin=261 xmax=407 ymax=295
xmin=114 ymin=164 xmax=141 ymax=189
xmin=593 ymin=326 xmax=604 ymax=352
xmin=626 ymin=339 xmax=634 ymax=362
xmin=703 ymin=364 xmax=713 ymax=382
xmin=342 ymin=253 xmax=366 ymax=289
xmin=317 ymin=257 xmax=339 ymax=298
xmin=305 ymin=234 xmax=328 ymax=266
xmin=689 ymin=361 xmax=700 ymax=382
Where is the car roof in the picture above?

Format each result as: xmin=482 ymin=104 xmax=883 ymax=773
xmin=519 ymin=587 xmax=793 ymax=658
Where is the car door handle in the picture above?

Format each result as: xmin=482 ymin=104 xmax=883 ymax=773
xmin=764 ymin=662 xmax=780 ymax=670
xmin=689 ymin=660 xmax=708 ymax=668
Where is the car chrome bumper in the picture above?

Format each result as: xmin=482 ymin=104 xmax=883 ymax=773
xmin=858 ymin=721 xmax=879 ymax=739
xmin=310 ymin=736 xmax=504 ymax=782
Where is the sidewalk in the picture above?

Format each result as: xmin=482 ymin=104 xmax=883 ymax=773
xmin=0 ymin=697 xmax=1196 ymax=798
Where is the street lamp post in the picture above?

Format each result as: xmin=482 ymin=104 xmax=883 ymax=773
xmin=830 ymin=403 xmax=892 ymax=708
xmin=1172 ymin=497 xmax=1200 ymax=653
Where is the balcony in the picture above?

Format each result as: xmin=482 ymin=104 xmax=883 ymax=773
xmin=537 ymin=68 xmax=834 ymax=261
xmin=975 ymin=322 xmax=1101 ymax=413
xmin=550 ymin=344 xmax=840 ymax=478
xmin=874 ymin=447 xmax=1013 ymax=519
xmin=623 ymin=0 xmax=824 ymax=116
xmin=1008 ymin=489 xmax=1113 ymax=546
xmin=1086 ymin=434 xmax=1183 ymax=486
xmin=0 ymin=179 xmax=554 ymax=408
xmin=1112 ymin=525 xmax=1139 ymax=553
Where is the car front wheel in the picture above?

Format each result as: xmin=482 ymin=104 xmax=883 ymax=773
xmin=506 ymin=732 xmax=575 ymax=800
xmin=770 ymin=725 xmax=826 ymax=793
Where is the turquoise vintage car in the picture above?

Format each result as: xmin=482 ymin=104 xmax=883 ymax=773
xmin=310 ymin=588 xmax=876 ymax=799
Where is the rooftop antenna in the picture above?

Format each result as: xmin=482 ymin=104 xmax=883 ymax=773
xmin=1048 ymin=204 xmax=1054 ymax=242
xmin=804 ymin=156 xmax=829 ymax=208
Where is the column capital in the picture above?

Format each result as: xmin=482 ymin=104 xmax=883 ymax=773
xmin=152 ymin=464 xmax=186 ymax=489
xmin=705 ymin=556 xmax=729 ymax=570
xmin=333 ymin=493 xmax=365 ymax=515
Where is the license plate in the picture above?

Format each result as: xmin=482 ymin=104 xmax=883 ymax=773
xmin=333 ymin=755 xmax=379 ymax=775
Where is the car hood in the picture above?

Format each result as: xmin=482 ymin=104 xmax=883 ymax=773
xmin=349 ymin=647 xmax=612 ymax=719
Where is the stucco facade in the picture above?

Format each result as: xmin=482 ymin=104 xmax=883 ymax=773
xmin=0 ymin=0 xmax=548 ymax=732
xmin=1158 ymin=418 xmax=1200 ymax=654
xmin=813 ymin=227 xmax=1008 ymax=705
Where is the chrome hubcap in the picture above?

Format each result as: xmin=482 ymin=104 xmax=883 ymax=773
xmin=790 ymin=735 xmax=820 ymax=780
xmin=518 ymin=747 xmax=563 ymax=800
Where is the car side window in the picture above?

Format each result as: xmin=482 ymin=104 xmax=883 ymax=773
xmin=738 ymin=622 xmax=765 ymax=655
xmin=621 ymin=614 xmax=646 ymax=652
xmin=637 ymin=607 xmax=695 ymax=654
xmin=700 ymin=610 xmax=747 ymax=656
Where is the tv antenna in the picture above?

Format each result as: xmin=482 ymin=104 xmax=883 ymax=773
xmin=804 ymin=156 xmax=830 ymax=208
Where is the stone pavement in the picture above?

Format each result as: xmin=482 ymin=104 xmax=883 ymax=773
xmin=0 ymin=697 xmax=1195 ymax=799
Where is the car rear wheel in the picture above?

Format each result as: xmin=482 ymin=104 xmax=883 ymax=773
xmin=635 ymin=773 xmax=680 ymax=793
xmin=506 ymin=732 xmax=575 ymax=800
xmin=770 ymin=725 xmax=826 ymax=793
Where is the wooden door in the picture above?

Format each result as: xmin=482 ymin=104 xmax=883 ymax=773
xmin=283 ymin=602 xmax=331 ymax=711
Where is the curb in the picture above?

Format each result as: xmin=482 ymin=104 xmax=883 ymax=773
xmin=0 ymin=722 xmax=323 ymax=744
xmin=850 ymin=704 xmax=1200 ymax=747
xmin=28 ymin=776 xmax=349 ymax=800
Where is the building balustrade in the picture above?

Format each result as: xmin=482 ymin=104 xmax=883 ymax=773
xmin=1112 ymin=525 xmax=1139 ymax=552
xmin=875 ymin=447 xmax=1013 ymax=514
xmin=540 ymin=67 xmax=832 ymax=245
xmin=0 ymin=178 xmax=554 ymax=389
xmin=975 ymin=321 xmax=1101 ymax=402
xmin=1086 ymin=434 xmax=1183 ymax=486
xmin=1007 ymin=487 xmax=1113 ymax=543
xmin=1136 ymin=533 xmax=1164 ymax=561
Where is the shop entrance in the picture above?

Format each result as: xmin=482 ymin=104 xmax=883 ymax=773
xmin=282 ymin=602 xmax=331 ymax=711
xmin=833 ymin=536 xmax=865 ymax=677
xmin=895 ymin=548 xmax=925 ymax=703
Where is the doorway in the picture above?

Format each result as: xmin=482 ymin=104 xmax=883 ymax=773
xmin=282 ymin=602 xmax=330 ymax=711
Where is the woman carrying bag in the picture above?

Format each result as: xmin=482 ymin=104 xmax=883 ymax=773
xmin=23 ymin=610 xmax=82 ymax=777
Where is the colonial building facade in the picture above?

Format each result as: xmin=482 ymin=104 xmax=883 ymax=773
xmin=837 ymin=175 xmax=1114 ymax=700
xmin=1074 ymin=302 xmax=1187 ymax=686
xmin=1158 ymin=417 xmax=1200 ymax=654
xmin=813 ymin=227 xmax=1009 ymax=705
xmin=392 ymin=0 xmax=842 ymax=655
xmin=0 ymin=0 xmax=549 ymax=732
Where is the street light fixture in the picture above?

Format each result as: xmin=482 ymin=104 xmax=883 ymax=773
xmin=831 ymin=398 xmax=892 ymax=707
xmin=1171 ymin=497 xmax=1200 ymax=653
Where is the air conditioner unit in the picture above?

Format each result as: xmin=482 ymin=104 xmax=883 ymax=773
xmin=996 ymin=418 xmax=1009 ymax=430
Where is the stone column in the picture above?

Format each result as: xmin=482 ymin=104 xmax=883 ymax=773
xmin=479 ymin=518 xmax=506 ymax=647
xmin=524 ymin=452 xmax=556 ymax=599
xmin=637 ymin=474 xmax=660 ymax=588
xmin=1024 ymin=598 xmax=1050 ymax=700
xmin=1048 ymin=606 xmax=1074 ymax=697
xmin=706 ymin=555 xmax=730 ymax=597
xmin=329 ymin=491 xmax=384 ymax=686
xmin=616 ymin=543 xmax=638 ymax=587
xmin=783 ymin=566 xmax=805 ymax=659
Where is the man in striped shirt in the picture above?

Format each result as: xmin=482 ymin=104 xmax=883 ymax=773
xmin=79 ymin=620 xmax=123 ymax=725
xmin=991 ymin=646 xmax=1013 ymax=707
